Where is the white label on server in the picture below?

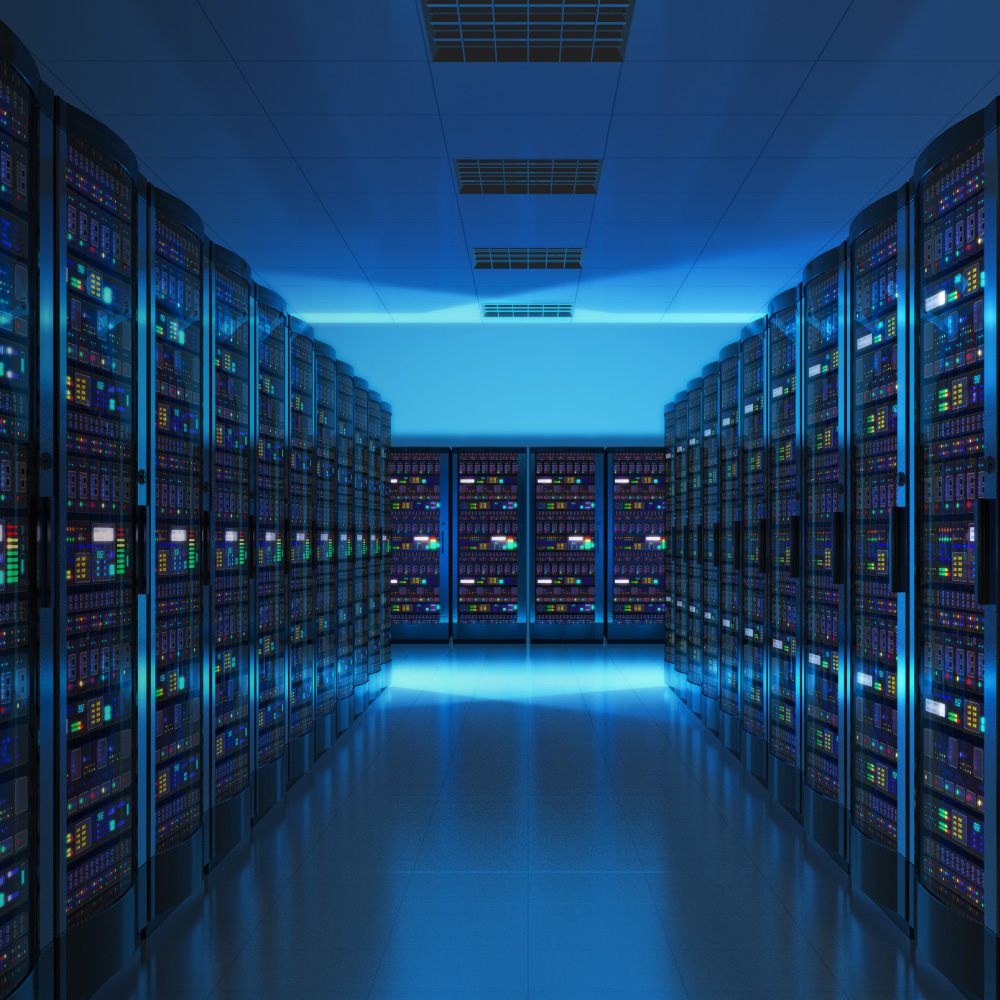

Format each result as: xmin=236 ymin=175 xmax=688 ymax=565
xmin=460 ymin=578 xmax=475 ymax=585
xmin=537 ymin=477 xmax=552 ymax=483
xmin=772 ymin=637 xmax=783 ymax=649
xmin=744 ymin=626 xmax=754 ymax=637
xmin=295 ymin=532 xmax=305 ymax=541
xmin=689 ymin=437 xmax=697 ymax=445
xmin=704 ymin=611 xmax=712 ymax=620
xmin=925 ymin=290 xmax=947 ymax=312
xmin=856 ymin=671 xmax=873 ymax=688
xmin=615 ymin=477 xmax=630 ymax=483
xmin=459 ymin=477 xmax=475 ymax=483
xmin=615 ymin=578 xmax=630 ymax=585
xmin=722 ymin=618 xmax=731 ymax=628
xmin=265 ymin=531 xmax=276 ymax=542
xmin=925 ymin=698 xmax=947 ymax=718
xmin=704 ymin=428 xmax=712 ymax=437
xmin=808 ymin=363 xmax=822 ymax=378
xmin=772 ymin=386 xmax=784 ymax=398
xmin=744 ymin=403 xmax=754 ymax=414
xmin=689 ymin=605 xmax=696 ymax=613
xmin=170 ymin=528 xmax=187 ymax=543
xmin=856 ymin=333 xmax=873 ymax=350
xmin=92 ymin=525 xmax=115 ymax=543
xmin=537 ymin=578 xmax=552 ymax=585
xmin=808 ymin=652 xmax=822 ymax=665
xmin=225 ymin=530 xmax=239 ymax=542
xmin=722 ymin=417 xmax=731 ymax=427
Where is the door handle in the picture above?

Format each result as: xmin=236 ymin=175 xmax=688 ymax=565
xmin=831 ymin=511 xmax=844 ymax=586
xmin=974 ymin=498 xmax=995 ymax=606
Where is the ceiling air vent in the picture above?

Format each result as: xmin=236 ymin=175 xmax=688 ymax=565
xmin=422 ymin=2 xmax=635 ymax=62
xmin=473 ymin=248 xmax=584 ymax=269
xmin=455 ymin=159 xmax=602 ymax=195
xmin=483 ymin=303 xmax=573 ymax=318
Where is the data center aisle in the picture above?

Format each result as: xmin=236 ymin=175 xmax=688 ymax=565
xmin=94 ymin=645 xmax=961 ymax=1000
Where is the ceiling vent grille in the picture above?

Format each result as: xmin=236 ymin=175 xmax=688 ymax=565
xmin=474 ymin=248 xmax=584 ymax=269
xmin=422 ymin=2 xmax=635 ymax=62
xmin=483 ymin=303 xmax=573 ymax=318
xmin=455 ymin=159 xmax=602 ymax=194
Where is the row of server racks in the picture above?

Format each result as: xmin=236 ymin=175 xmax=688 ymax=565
xmin=664 ymin=98 xmax=1000 ymax=1000
xmin=388 ymin=447 xmax=667 ymax=642
xmin=0 ymin=26 xmax=393 ymax=1000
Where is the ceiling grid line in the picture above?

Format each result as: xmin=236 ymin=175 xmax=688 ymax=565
xmin=656 ymin=0 xmax=858 ymax=323
xmin=192 ymin=0 xmax=394 ymax=321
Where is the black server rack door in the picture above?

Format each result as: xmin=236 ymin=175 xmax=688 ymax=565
xmin=532 ymin=451 xmax=598 ymax=626
xmin=673 ymin=403 xmax=688 ymax=670
xmin=379 ymin=410 xmax=391 ymax=664
xmin=255 ymin=302 xmax=287 ymax=767
xmin=850 ymin=213 xmax=902 ymax=851
xmin=335 ymin=371 xmax=354 ymax=700
xmin=720 ymin=355 xmax=741 ymax=716
xmin=0 ymin=45 xmax=36 ymax=995
xmin=702 ymin=376 xmax=721 ymax=701
xmin=767 ymin=305 xmax=800 ymax=768
xmin=803 ymin=264 xmax=845 ymax=801
xmin=288 ymin=333 xmax=314 ymax=741
xmin=151 ymin=207 xmax=204 ymax=851
xmin=61 ymin=121 xmax=138 ymax=928
xmin=915 ymin=136 xmax=987 ymax=928
xmin=686 ymin=390 xmax=704 ymax=686
xmin=353 ymin=384 xmax=369 ymax=685
xmin=367 ymin=397 xmax=381 ymax=671
xmin=456 ymin=451 xmax=521 ymax=626
xmin=211 ymin=263 xmax=251 ymax=805
xmin=663 ymin=412 xmax=675 ymax=665
xmin=609 ymin=450 xmax=667 ymax=628
xmin=740 ymin=333 xmax=766 ymax=737
xmin=390 ymin=451 xmax=444 ymax=629
xmin=314 ymin=354 xmax=337 ymax=720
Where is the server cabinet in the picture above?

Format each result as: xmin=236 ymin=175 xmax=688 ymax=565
xmin=352 ymin=378 xmax=369 ymax=706
xmin=366 ymin=391 xmax=382 ymax=686
xmin=663 ymin=403 xmax=675 ymax=672
xmin=912 ymin=103 xmax=996 ymax=999
xmin=802 ymin=244 xmax=849 ymax=859
xmin=847 ymin=188 xmax=912 ymax=926
xmin=528 ymin=448 xmax=604 ymax=642
xmin=207 ymin=245 xmax=253 ymax=862
xmin=719 ymin=342 xmax=742 ymax=756
xmin=252 ymin=286 xmax=287 ymax=821
xmin=606 ymin=447 xmax=667 ymax=643
xmin=740 ymin=319 xmax=768 ymax=783
xmin=389 ymin=448 xmax=451 ymax=641
xmin=767 ymin=289 xmax=803 ymax=817
xmin=379 ymin=403 xmax=392 ymax=681
xmin=144 ymin=187 xmax=205 ymax=925
xmin=287 ymin=318 xmax=314 ymax=784
xmin=671 ymin=394 xmax=689 ymax=675
xmin=0 ymin=25 xmax=44 ymax=1000
xmin=314 ymin=342 xmax=338 ymax=755
xmin=701 ymin=363 xmax=722 ymax=736
xmin=453 ymin=448 xmax=527 ymax=642
xmin=334 ymin=361 xmax=354 ymax=732
xmin=685 ymin=380 xmax=704 ymax=714
xmin=53 ymin=101 xmax=142 ymax=1000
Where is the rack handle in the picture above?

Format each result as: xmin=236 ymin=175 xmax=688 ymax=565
xmin=697 ymin=524 xmax=704 ymax=566
xmin=974 ymin=498 xmax=995 ymax=606
xmin=284 ymin=516 xmax=291 ymax=573
xmin=831 ymin=511 xmax=844 ymax=586
xmin=758 ymin=517 xmax=768 ymax=576
xmin=733 ymin=519 xmax=742 ymax=571
xmin=37 ymin=496 xmax=51 ymax=609
xmin=248 ymin=514 xmax=257 ymax=580
xmin=201 ymin=510 xmax=211 ymax=587
xmin=790 ymin=514 xmax=801 ymax=581
xmin=888 ymin=505 xmax=905 ymax=593
xmin=136 ymin=503 xmax=148 ymax=596
xmin=713 ymin=522 xmax=721 ymax=568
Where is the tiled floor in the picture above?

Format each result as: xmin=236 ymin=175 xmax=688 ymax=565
xmin=97 ymin=644 xmax=964 ymax=999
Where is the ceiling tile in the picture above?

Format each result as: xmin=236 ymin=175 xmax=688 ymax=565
xmin=336 ymin=221 xmax=467 ymax=248
xmin=44 ymin=60 xmax=259 ymax=116
xmin=462 ymin=222 xmax=591 ymax=247
xmin=351 ymin=245 xmax=475 ymax=269
xmin=298 ymin=157 xmax=455 ymax=194
xmin=240 ymin=60 xmax=436 ymax=115
xmin=210 ymin=221 xmax=348 ymax=247
xmin=140 ymin=155 xmax=312 ymax=195
xmin=742 ymin=155 xmax=907 ymax=194
xmin=722 ymin=189 xmax=868 ymax=224
xmin=617 ymin=61 xmax=810 ymax=115
xmin=366 ymin=268 xmax=475 ymax=292
xmin=458 ymin=195 xmax=596 ymax=224
xmin=272 ymin=115 xmax=447 ymax=158
xmin=188 ymin=188 xmax=327 ymax=224
xmin=99 ymin=114 xmax=284 ymax=159
xmin=442 ymin=116 xmax=611 ymax=158
xmin=321 ymin=191 xmax=461 ymax=224
xmin=432 ymin=64 xmax=620 ymax=116
xmin=605 ymin=115 xmax=780 ymax=159
xmin=587 ymin=222 xmax=716 ymax=246
xmin=225 ymin=246 xmax=360 ymax=270
xmin=582 ymin=245 xmax=702 ymax=268
xmin=762 ymin=113 xmax=953 ymax=159
xmin=591 ymin=192 xmax=728 ymax=224
xmin=472 ymin=272 xmax=582 ymax=300
xmin=600 ymin=157 xmax=757 ymax=193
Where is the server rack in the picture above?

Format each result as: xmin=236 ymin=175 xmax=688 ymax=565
xmin=389 ymin=448 xmax=451 ymax=641
xmin=672 ymin=394 xmax=689 ymax=677
xmin=740 ymin=319 xmax=768 ymax=783
xmin=528 ymin=448 xmax=605 ymax=642
xmin=352 ymin=377 xmax=369 ymax=711
xmin=453 ymin=448 xmax=527 ymax=642
xmin=663 ymin=403 xmax=675 ymax=672
xmin=847 ymin=187 xmax=912 ymax=928
xmin=606 ymin=447 xmax=667 ymax=643
xmin=719 ymin=341 xmax=742 ymax=756
xmin=685 ymin=380 xmax=704 ymax=715
xmin=912 ymin=102 xmax=997 ymax=999
xmin=52 ymin=100 xmax=143 ymax=1000
xmin=379 ymin=403 xmax=392 ymax=682
xmin=334 ymin=361 xmax=354 ymax=732
xmin=252 ymin=285 xmax=287 ymax=822
xmin=802 ymin=244 xmax=849 ymax=860
xmin=701 ymin=362 xmax=722 ymax=736
xmin=366 ymin=390 xmax=382 ymax=689
xmin=207 ymin=245 xmax=253 ymax=864
xmin=0 ymin=26 xmax=46 ymax=1000
xmin=314 ymin=341 xmax=338 ymax=755
xmin=143 ymin=186 xmax=206 ymax=927
xmin=767 ymin=288 xmax=803 ymax=817
xmin=287 ymin=317 xmax=314 ymax=784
